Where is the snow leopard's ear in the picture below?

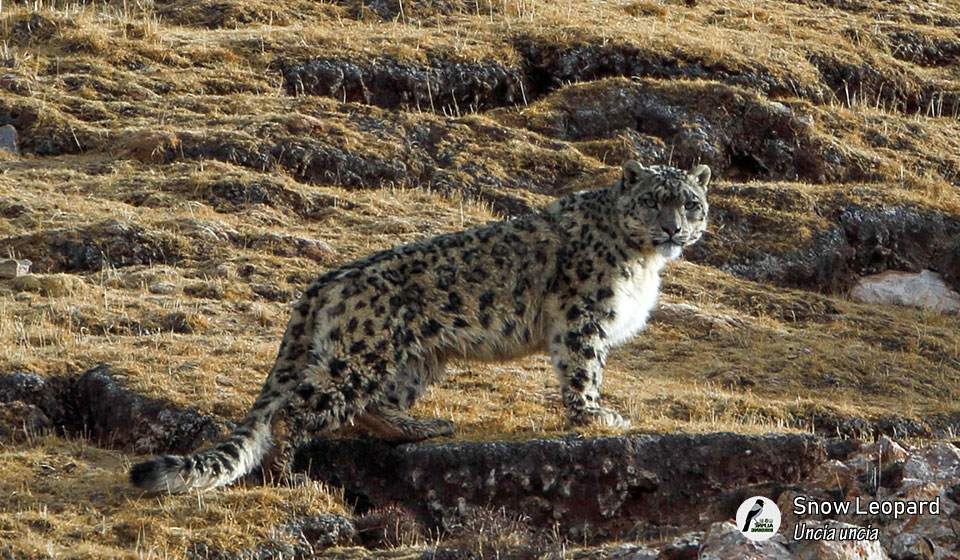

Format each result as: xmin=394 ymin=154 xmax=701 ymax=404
xmin=621 ymin=160 xmax=647 ymax=185
xmin=620 ymin=160 xmax=651 ymax=193
xmin=688 ymin=165 xmax=711 ymax=191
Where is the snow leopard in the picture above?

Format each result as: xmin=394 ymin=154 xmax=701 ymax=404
xmin=130 ymin=161 xmax=711 ymax=493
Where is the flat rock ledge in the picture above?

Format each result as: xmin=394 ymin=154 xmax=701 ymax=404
xmin=294 ymin=432 xmax=828 ymax=542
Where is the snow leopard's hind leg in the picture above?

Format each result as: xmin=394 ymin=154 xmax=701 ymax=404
xmin=357 ymin=403 xmax=455 ymax=443
xmin=355 ymin=354 xmax=454 ymax=442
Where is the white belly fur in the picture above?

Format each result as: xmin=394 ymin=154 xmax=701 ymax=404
xmin=604 ymin=254 xmax=667 ymax=348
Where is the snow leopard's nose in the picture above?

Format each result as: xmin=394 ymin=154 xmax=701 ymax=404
xmin=662 ymin=225 xmax=680 ymax=237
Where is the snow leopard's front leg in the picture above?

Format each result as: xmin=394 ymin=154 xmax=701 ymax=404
xmin=548 ymin=318 xmax=630 ymax=429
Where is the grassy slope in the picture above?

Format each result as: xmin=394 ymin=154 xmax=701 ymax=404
xmin=1 ymin=0 xmax=959 ymax=556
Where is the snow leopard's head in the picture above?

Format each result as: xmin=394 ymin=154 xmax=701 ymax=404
xmin=615 ymin=161 xmax=710 ymax=259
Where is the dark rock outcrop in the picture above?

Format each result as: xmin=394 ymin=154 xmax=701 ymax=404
xmin=515 ymin=39 xmax=819 ymax=102
xmin=833 ymin=204 xmax=960 ymax=283
xmin=73 ymin=365 xmax=224 ymax=454
xmin=808 ymin=50 xmax=960 ymax=116
xmin=941 ymin=239 xmax=960 ymax=293
xmin=283 ymin=58 xmax=525 ymax=114
xmin=0 ymin=220 xmax=187 ymax=274
xmin=294 ymin=433 xmax=825 ymax=542
xmin=0 ymin=401 xmax=52 ymax=442
xmin=285 ymin=513 xmax=356 ymax=549
xmin=0 ymin=366 xmax=223 ymax=455
xmin=276 ymin=36 xmax=960 ymax=123
xmin=279 ymin=41 xmax=822 ymax=115
xmin=690 ymin=193 xmax=960 ymax=293
xmin=494 ymin=78 xmax=878 ymax=184
xmin=887 ymin=29 xmax=960 ymax=67
xmin=0 ymin=371 xmax=72 ymax=425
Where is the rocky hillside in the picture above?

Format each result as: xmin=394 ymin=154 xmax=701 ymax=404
xmin=0 ymin=0 xmax=959 ymax=557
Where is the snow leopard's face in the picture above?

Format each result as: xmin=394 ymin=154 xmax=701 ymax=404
xmin=615 ymin=161 xmax=710 ymax=259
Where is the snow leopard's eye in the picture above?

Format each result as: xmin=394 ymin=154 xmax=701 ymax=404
xmin=642 ymin=198 xmax=658 ymax=209
xmin=684 ymin=200 xmax=700 ymax=211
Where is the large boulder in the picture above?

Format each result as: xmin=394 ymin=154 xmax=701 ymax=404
xmin=850 ymin=269 xmax=960 ymax=314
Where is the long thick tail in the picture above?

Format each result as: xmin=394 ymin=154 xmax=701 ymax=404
xmin=129 ymin=404 xmax=277 ymax=494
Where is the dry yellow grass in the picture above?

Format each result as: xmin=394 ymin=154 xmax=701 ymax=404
xmin=0 ymin=435 xmax=347 ymax=559
xmin=1 ymin=0 xmax=959 ymax=556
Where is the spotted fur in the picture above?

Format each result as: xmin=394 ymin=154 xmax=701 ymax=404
xmin=129 ymin=161 xmax=711 ymax=494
